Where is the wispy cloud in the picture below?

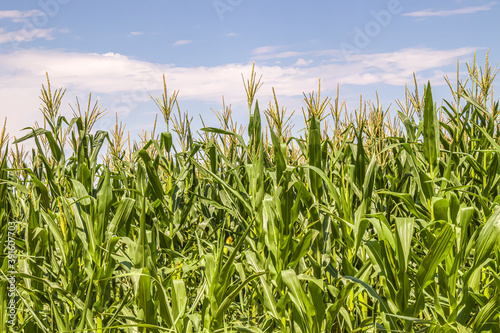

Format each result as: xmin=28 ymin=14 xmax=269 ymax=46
xmin=226 ymin=32 xmax=238 ymax=37
xmin=0 ymin=9 xmax=59 ymax=46
xmin=253 ymin=45 xmax=283 ymax=55
xmin=173 ymin=39 xmax=192 ymax=46
xmin=251 ymin=46 xmax=341 ymax=61
xmin=0 ymin=27 xmax=54 ymax=44
xmin=403 ymin=2 xmax=496 ymax=18
xmin=129 ymin=31 xmax=143 ymax=36
xmin=0 ymin=9 xmax=42 ymax=22
xmin=254 ymin=50 xmax=314 ymax=60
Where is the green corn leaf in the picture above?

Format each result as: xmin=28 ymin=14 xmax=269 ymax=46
xmin=473 ymin=294 xmax=500 ymax=332
xmin=416 ymin=224 xmax=456 ymax=292
xmin=282 ymin=269 xmax=316 ymax=322
xmin=172 ymin=279 xmax=187 ymax=324
xmin=422 ymin=82 xmax=440 ymax=173
xmin=395 ymin=217 xmax=415 ymax=271
xmin=138 ymin=149 xmax=164 ymax=201
xmin=468 ymin=208 xmax=500 ymax=279
xmin=214 ymin=271 xmax=265 ymax=325
xmin=309 ymin=115 xmax=323 ymax=199
xmin=342 ymin=275 xmax=397 ymax=329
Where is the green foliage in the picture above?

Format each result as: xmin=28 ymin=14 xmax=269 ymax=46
xmin=1 ymin=56 xmax=500 ymax=333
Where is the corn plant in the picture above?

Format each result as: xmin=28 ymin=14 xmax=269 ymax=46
xmin=1 ymin=56 xmax=500 ymax=333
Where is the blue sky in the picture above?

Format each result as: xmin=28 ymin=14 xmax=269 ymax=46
xmin=0 ymin=0 xmax=499 ymax=144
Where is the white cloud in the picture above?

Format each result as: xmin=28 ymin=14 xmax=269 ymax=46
xmin=253 ymin=45 xmax=283 ymax=55
xmin=129 ymin=31 xmax=143 ymax=36
xmin=294 ymin=58 xmax=314 ymax=67
xmin=226 ymin=32 xmax=239 ymax=37
xmin=256 ymin=50 xmax=308 ymax=60
xmin=0 ymin=9 xmax=43 ymax=22
xmin=0 ymin=27 xmax=54 ymax=44
xmin=251 ymin=47 xmax=342 ymax=61
xmin=403 ymin=2 xmax=496 ymax=17
xmin=0 ymin=47 xmax=478 ymax=140
xmin=0 ymin=9 xmax=59 ymax=46
xmin=172 ymin=39 xmax=192 ymax=46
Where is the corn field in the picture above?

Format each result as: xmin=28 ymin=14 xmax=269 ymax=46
xmin=1 ymin=56 xmax=500 ymax=333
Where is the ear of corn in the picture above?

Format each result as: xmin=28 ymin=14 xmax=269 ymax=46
xmin=1 ymin=57 xmax=500 ymax=332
